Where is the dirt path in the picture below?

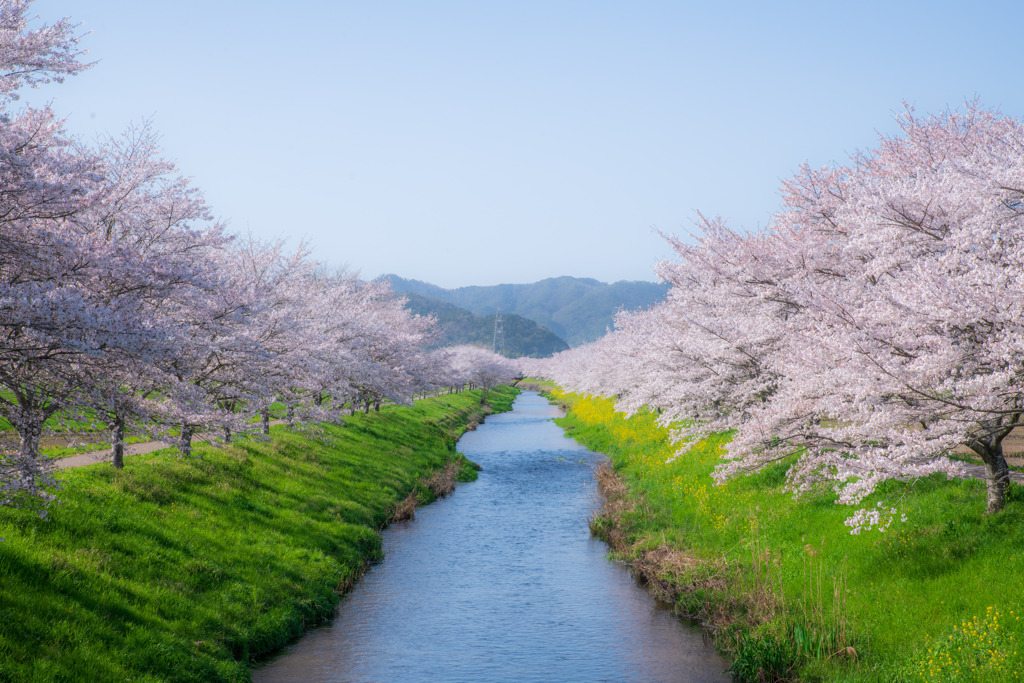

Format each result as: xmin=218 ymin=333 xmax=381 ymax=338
xmin=953 ymin=429 xmax=1024 ymax=484
xmin=52 ymin=423 xmax=285 ymax=471
xmin=956 ymin=460 xmax=1024 ymax=484
xmin=54 ymin=437 xmax=200 ymax=470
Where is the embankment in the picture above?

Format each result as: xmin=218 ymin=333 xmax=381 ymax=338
xmin=0 ymin=386 xmax=517 ymax=682
xmin=513 ymin=379 xmax=555 ymax=393
xmin=550 ymin=387 xmax=1024 ymax=683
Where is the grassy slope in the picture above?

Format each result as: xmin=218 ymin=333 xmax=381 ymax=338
xmin=550 ymin=388 xmax=1024 ymax=683
xmin=0 ymin=386 xmax=517 ymax=683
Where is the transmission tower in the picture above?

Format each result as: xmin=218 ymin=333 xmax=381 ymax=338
xmin=492 ymin=306 xmax=505 ymax=356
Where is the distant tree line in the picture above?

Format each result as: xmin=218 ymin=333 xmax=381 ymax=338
xmin=399 ymin=293 xmax=569 ymax=357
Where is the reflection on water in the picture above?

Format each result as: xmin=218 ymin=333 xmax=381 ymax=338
xmin=254 ymin=392 xmax=728 ymax=682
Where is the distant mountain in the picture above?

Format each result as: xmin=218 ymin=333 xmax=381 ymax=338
xmin=401 ymin=292 xmax=569 ymax=358
xmin=384 ymin=275 xmax=669 ymax=346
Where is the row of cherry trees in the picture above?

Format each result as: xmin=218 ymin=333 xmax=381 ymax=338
xmin=526 ymin=104 xmax=1024 ymax=530
xmin=0 ymin=1 xmax=519 ymax=511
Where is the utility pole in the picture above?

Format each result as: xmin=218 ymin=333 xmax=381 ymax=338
xmin=492 ymin=306 xmax=504 ymax=356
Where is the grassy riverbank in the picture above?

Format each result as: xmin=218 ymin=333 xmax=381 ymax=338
xmin=0 ymin=386 xmax=517 ymax=682
xmin=549 ymin=388 xmax=1024 ymax=682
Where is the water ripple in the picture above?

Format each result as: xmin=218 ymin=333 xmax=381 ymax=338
xmin=255 ymin=392 xmax=728 ymax=682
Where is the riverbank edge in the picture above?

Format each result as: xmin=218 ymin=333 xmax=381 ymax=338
xmin=252 ymin=388 xmax=519 ymax=669
xmin=546 ymin=388 xmax=839 ymax=681
xmin=542 ymin=385 xmax=1024 ymax=683
xmin=586 ymin=461 xmax=740 ymax=645
xmin=538 ymin=387 xmax=744 ymax=673
xmin=0 ymin=387 xmax=518 ymax=682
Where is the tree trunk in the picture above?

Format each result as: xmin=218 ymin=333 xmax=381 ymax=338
xmin=0 ymin=394 xmax=59 ymax=503
xmin=968 ymin=424 xmax=1014 ymax=514
xmin=111 ymin=417 xmax=125 ymax=469
xmin=223 ymin=425 xmax=232 ymax=444
xmin=374 ymin=400 xmax=380 ymax=413
xmin=261 ymin=408 xmax=270 ymax=436
xmin=980 ymin=448 xmax=1011 ymax=514
xmin=286 ymin=403 xmax=295 ymax=427
xmin=179 ymin=422 xmax=193 ymax=458
xmin=314 ymin=392 xmax=323 ymax=406
xmin=17 ymin=413 xmax=43 ymax=463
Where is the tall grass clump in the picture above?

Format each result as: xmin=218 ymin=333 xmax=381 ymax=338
xmin=0 ymin=386 xmax=517 ymax=682
xmin=550 ymin=388 xmax=1024 ymax=682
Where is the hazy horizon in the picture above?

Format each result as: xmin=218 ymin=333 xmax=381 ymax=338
xmin=381 ymin=272 xmax=667 ymax=289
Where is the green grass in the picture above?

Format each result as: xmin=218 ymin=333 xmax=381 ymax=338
xmin=0 ymin=386 xmax=518 ymax=682
xmin=551 ymin=389 xmax=1024 ymax=683
xmin=1 ymin=395 xmax=289 ymax=438
xmin=0 ymin=411 xmax=104 ymax=435
xmin=518 ymin=377 xmax=557 ymax=392
xmin=41 ymin=436 xmax=150 ymax=460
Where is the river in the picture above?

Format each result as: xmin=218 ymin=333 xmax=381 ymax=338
xmin=253 ymin=391 xmax=728 ymax=682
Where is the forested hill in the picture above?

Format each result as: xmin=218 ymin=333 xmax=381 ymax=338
xmin=401 ymin=293 xmax=569 ymax=358
xmin=384 ymin=275 xmax=670 ymax=346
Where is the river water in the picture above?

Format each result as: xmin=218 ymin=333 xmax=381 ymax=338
xmin=254 ymin=391 xmax=728 ymax=682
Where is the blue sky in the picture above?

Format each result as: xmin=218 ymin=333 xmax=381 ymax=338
xmin=24 ymin=1 xmax=1024 ymax=288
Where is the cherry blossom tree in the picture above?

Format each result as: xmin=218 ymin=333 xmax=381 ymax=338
xmin=0 ymin=1 xmax=104 ymax=506
xmin=535 ymin=104 xmax=1024 ymax=528
xmin=722 ymin=104 xmax=1024 ymax=518
xmin=0 ymin=0 xmax=89 ymax=101
xmin=75 ymin=123 xmax=232 ymax=465
xmin=346 ymin=286 xmax=438 ymax=412
xmin=147 ymin=236 xmax=315 ymax=455
xmin=446 ymin=345 xmax=519 ymax=403
xmin=0 ymin=0 xmax=505 ymax=510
